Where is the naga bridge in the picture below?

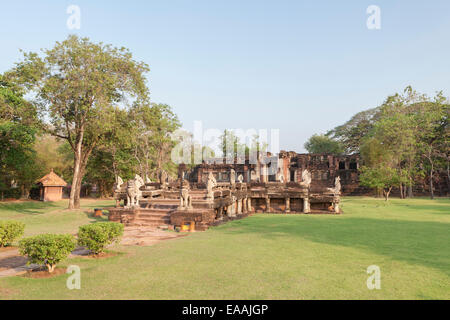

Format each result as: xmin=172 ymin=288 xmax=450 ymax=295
xmin=107 ymin=153 xmax=342 ymax=231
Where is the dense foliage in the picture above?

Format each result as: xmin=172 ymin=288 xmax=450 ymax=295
xmin=0 ymin=220 xmax=25 ymax=247
xmin=0 ymin=75 xmax=40 ymax=199
xmin=77 ymin=222 xmax=124 ymax=254
xmin=19 ymin=234 xmax=76 ymax=272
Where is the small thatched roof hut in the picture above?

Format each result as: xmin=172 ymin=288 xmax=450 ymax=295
xmin=37 ymin=169 xmax=67 ymax=202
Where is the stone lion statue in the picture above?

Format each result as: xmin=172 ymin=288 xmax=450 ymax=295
xmin=179 ymin=182 xmax=192 ymax=210
xmin=206 ymin=172 xmax=217 ymax=200
xmin=126 ymin=174 xmax=144 ymax=208
xmin=159 ymin=170 xmax=168 ymax=188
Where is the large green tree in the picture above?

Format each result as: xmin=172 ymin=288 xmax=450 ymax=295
xmin=8 ymin=35 xmax=149 ymax=208
xmin=327 ymin=107 xmax=381 ymax=154
xmin=0 ymin=75 xmax=40 ymax=199
xmin=129 ymin=103 xmax=181 ymax=180
xmin=304 ymin=134 xmax=344 ymax=154
xmin=360 ymin=87 xmax=449 ymax=199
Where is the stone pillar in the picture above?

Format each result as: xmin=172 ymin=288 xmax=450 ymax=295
xmin=285 ymin=198 xmax=290 ymax=213
xmin=247 ymin=198 xmax=253 ymax=213
xmin=237 ymin=199 xmax=242 ymax=214
xmin=243 ymin=197 xmax=248 ymax=213
xmin=303 ymin=198 xmax=310 ymax=213
xmin=266 ymin=197 xmax=271 ymax=212
xmin=261 ymin=164 xmax=267 ymax=183
xmin=231 ymin=201 xmax=236 ymax=216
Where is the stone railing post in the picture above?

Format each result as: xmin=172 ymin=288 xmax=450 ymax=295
xmin=285 ymin=197 xmax=290 ymax=213
xmin=303 ymin=197 xmax=310 ymax=213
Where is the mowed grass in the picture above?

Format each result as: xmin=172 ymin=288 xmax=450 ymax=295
xmin=0 ymin=197 xmax=449 ymax=300
xmin=0 ymin=199 xmax=112 ymax=238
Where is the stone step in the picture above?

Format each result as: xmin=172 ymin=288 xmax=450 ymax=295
xmin=150 ymin=203 xmax=179 ymax=209
xmin=127 ymin=222 xmax=170 ymax=228
xmin=138 ymin=208 xmax=174 ymax=214
xmin=134 ymin=220 xmax=171 ymax=226
xmin=138 ymin=212 xmax=171 ymax=218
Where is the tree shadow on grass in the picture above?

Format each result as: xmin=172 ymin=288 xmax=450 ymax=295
xmin=391 ymin=203 xmax=450 ymax=216
xmin=0 ymin=201 xmax=59 ymax=215
xmin=224 ymin=216 xmax=450 ymax=276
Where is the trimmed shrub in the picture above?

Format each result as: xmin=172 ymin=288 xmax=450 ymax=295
xmin=19 ymin=234 xmax=76 ymax=273
xmin=78 ymin=222 xmax=124 ymax=255
xmin=0 ymin=220 xmax=25 ymax=247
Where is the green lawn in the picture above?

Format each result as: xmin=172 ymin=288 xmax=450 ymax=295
xmin=0 ymin=197 xmax=449 ymax=300
xmin=0 ymin=199 xmax=112 ymax=238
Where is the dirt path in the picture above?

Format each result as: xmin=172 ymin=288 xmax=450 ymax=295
xmin=121 ymin=226 xmax=187 ymax=246
xmin=0 ymin=248 xmax=36 ymax=277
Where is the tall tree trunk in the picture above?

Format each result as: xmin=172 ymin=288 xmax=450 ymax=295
xmin=407 ymin=177 xmax=413 ymax=198
xmin=69 ymin=153 xmax=81 ymax=209
xmin=68 ymin=127 xmax=85 ymax=209
xmin=430 ymin=164 xmax=435 ymax=200
xmin=399 ymin=184 xmax=404 ymax=199
xmin=73 ymin=171 xmax=83 ymax=208
xmin=383 ymin=187 xmax=392 ymax=201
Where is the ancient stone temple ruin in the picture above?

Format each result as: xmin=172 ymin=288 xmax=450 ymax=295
xmin=107 ymin=151 xmax=352 ymax=231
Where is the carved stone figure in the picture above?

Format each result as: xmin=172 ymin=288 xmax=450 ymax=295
xmin=230 ymin=169 xmax=236 ymax=186
xmin=237 ymin=174 xmax=243 ymax=183
xmin=114 ymin=176 xmax=124 ymax=192
xmin=159 ymin=170 xmax=168 ymax=189
xmin=334 ymin=176 xmax=341 ymax=194
xmin=179 ymin=182 xmax=192 ymax=210
xmin=230 ymin=195 xmax=237 ymax=217
xmin=250 ymin=170 xmax=258 ymax=182
xmin=206 ymin=172 xmax=217 ymax=200
xmin=327 ymin=176 xmax=341 ymax=194
xmin=300 ymin=169 xmax=312 ymax=188
xmin=126 ymin=174 xmax=144 ymax=208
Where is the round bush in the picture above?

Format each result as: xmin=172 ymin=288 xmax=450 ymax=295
xmin=78 ymin=222 xmax=124 ymax=255
xmin=0 ymin=220 xmax=25 ymax=247
xmin=19 ymin=234 xmax=76 ymax=273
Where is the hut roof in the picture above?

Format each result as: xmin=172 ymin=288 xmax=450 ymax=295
xmin=38 ymin=170 xmax=67 ymax=187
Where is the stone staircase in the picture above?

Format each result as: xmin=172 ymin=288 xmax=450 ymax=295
xmin=123 ymin=188 xmax=217 ymax=228
xmin=129 ymin=200 xmax=178 ymax=227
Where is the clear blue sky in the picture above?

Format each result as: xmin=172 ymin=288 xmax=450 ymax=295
xmin=1 ymin=0 xmax=449 ymax=152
